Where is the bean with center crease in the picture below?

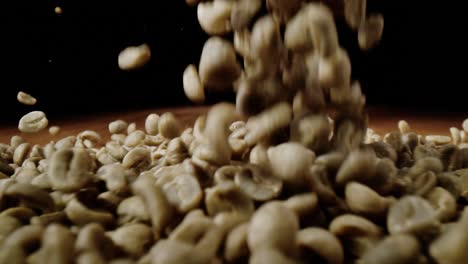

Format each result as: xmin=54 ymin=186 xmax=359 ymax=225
xmin=18 ymin=111 xmax=49 ymax=133
xmin=48 ymin=148 xmax=94 ymax=192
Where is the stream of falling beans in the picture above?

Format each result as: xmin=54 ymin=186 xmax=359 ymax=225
xmin=1 ymin=1 xmax=468 ymax=264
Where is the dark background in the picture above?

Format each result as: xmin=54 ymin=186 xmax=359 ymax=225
xmin=1 ymin=0 xmax=466 ymax=123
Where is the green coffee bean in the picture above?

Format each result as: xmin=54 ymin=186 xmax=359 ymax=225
xmin=387 ymin=196 xmax=440 ymax=236
xmin=48 ymin=148 xmax=94 ymax=192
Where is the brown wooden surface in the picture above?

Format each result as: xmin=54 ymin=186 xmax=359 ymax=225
xmin=0 ymin=106 xmax=466 ymax=146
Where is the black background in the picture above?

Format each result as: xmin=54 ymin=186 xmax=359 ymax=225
xmin=1 ymin=0 xmax=466 ymax=123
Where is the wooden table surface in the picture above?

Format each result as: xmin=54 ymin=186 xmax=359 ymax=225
xmin=0 ymin=106 xmax=466 ymax=146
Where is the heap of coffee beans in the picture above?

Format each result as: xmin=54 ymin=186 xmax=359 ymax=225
xmin=1 ymin=1 xmax=467 ymax=264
